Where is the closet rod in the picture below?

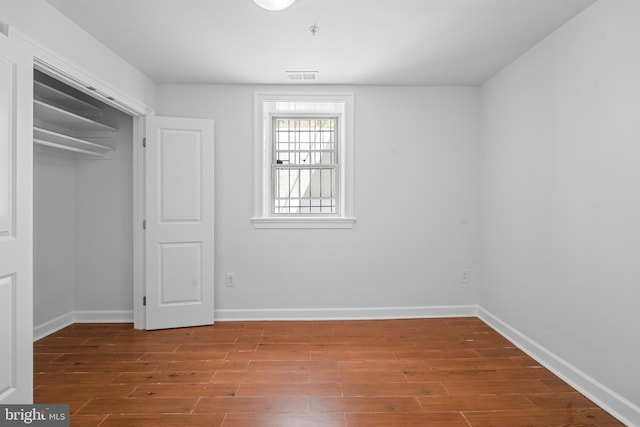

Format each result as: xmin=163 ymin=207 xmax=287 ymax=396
xmin=34 ymin=126 xmax=113 ymax=153
xmin=34 ymin=138 xmax=105 ymax=157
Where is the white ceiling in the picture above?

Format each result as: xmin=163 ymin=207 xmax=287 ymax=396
xmin=46 ymin=0 xmax=596 ymax=86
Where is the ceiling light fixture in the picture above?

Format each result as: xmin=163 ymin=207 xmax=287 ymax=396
xmin=252 ymin=0 xmax=297 ymax=11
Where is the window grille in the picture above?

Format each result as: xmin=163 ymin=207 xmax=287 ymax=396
xmin=272 ymin=117 xmax=338 ymax=214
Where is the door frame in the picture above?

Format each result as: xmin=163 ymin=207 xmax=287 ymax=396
xmin=9 ymin=28 xmax=152 ymax=330
xmin=0 ymin=30 xmax=33 ymax=404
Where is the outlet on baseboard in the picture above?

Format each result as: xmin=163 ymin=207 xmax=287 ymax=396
xmin=459 ymin=269 xmax=471 ymax=284
xmin=226 ymin=273 xmax=237 ymax=287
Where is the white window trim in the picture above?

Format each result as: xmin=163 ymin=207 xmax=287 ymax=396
xmin=252 ymin=93 xmax=356 ymax=229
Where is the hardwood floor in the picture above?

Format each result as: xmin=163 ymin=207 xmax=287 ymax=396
xmin=33 ymin=318 xmax=624 ymax=426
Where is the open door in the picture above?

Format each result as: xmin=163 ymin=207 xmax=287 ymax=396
xmin=0 ymin=35 xmax=33 ymax=402
xmin=145 ymin=116 xmax=215 ymax=330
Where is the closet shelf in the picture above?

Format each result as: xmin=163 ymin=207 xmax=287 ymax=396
xmin=34 ymin=127 xmax=113 ymax=156
xmin=34 ymin=80 xmax=102 ymax=118
xmin=34 ymin=99 xmax=118 ymax=133
xmin=33 ymin=71 xmax=119 ymax=159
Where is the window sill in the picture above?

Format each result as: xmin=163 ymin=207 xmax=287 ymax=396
xmin=251 ymin=217 xmax=357 ymax=229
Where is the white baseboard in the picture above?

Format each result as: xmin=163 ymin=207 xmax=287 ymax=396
xmin=214 ymin=305 xmax=479 ymax=321
xmin=73 ymin=310 xmax=134 ymax=323
xmin=35 ymin=306 xmax=476 ymax=339
xmin=33 ymin=312 xmax=75 ymax=341
xmin=478 ymin=307 xmax=640 ymax=427
xmin=34 ymin=310 xmax=134 ymax=341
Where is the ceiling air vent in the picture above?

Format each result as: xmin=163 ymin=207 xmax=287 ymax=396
xmin=286 ymin=71 xmax=318 ymax=81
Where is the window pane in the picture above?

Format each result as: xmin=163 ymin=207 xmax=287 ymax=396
xmin=273 ymin=166 xmax=336 ymax=214
xmin=321 ymin=169 xmax=333 ymax=198
xmin=274 ymin=118 xmax=337 ymax=166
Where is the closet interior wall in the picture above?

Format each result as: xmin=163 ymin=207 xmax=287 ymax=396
xmin=33 ymin=70 xmax=134 ymax=333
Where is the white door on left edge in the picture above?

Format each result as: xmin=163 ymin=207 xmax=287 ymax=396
xmin=145 ymin=116 xmax=215 ymax=330
xmin=0 ymin=35 xmax=33 ymax=403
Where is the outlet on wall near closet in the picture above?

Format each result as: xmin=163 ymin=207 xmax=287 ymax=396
xmin=459 ymin=268 xmax=471 ymax=284
xmin=226 ymin=273 xmax=237 ymax=287
xmin=33 ymin=69 xmax=134 ymax=336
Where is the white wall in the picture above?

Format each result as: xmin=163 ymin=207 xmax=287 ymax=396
xmin=33 ymin=153 xmax=75 ymax=327
xmin=74 ymin=109 xmax=134 ymax=314
xmin=480 ymin=0 xmax=640 ymax=421
xmin=1 ymin=0 xmax=155 ymax=110
xmin=156 ymin=85 xmax=481 ymax=317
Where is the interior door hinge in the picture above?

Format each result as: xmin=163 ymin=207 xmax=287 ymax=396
xmin=143 ymin=220 xmax=146 ymax=230
xmin=143 ymin=296 xmax=146 ymax=306
xmin=143 ymin=137 xmax=146 ymax=147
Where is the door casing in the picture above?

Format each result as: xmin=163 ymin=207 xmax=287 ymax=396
xmin=10 ymin=28 xmax=152 ymax=331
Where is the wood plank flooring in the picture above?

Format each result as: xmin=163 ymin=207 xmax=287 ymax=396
xmin=33 ymin=318 xmax=624 ymax=426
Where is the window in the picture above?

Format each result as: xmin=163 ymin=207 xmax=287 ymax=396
xmin=273 ymin=117 xmax=337 ymax=214
xmin=253 ymin=93 xmax=355 ymax=228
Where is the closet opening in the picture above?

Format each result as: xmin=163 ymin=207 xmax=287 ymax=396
xmin=33 ymin=68 xmax=136 ymax=338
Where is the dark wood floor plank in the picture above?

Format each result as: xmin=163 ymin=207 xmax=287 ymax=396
xmin=342 ymin=382 xmax=447 ymax=397
xmin=248 ymin=360 xmax=337 ymax=372
xmin=34 ymin=383 xmax=136 ymax=401
xmin=346 ymin=412 xmax=470 ymax=427
xmin=309 ymin=370 xmax=407 ymax=383
xmin=114 ymin=371 xmax=215 ymax=384
xmin=237 ymin=382 xmax=343 ymax=397
xmin=154 ymin=359 xmax=249 ymax=372
xmin=441 ymin=378 xmax=554 ymax=395
xmin=128 ymin=383 xmax=239 ymax=398
xmin=33 ymin=344 xmax=99 ymax=354
xmin=223 ymin=412 xmax=346 ymax=427
xmin=225 ymin=350 xmax=311 ymax=361
xmin=462 ymin=409 xmax=597 ymax=426
xmin=68 ymin=415 xmax=109 ymax=427
xmin=99 ymin=414 xmax=225 ymax=427
xmin=577 ymin=408 xmax=630 ymax=426
xmin=212 ymin=370 xmax=310 ymax=384
xmin=310 ymin=396 xmax=423 ymax=413
xmin=526 ymin=392 xmax=599 ymax=410
xmin=395 ymin=348 xmax=481 ymax=359
xmin=311 ymin=350 xmax=398 ymax=361
xmin=62 ymin=360 xmax=161 ymax=373
xmin=338 ymin=359 xmax=430 ymax=371
xmin=51 ymin=352 xmax=145 ymax=363
xmin=194 ymin=396 xmax=309 ymax=413
xmin=140 ymin=351 xmax=228 ymax=362
xmin=419 ymin=394 xmax=536 ymax=411
xmin=34 ymin=372 xmax=121 ymax=386
xmin=75 ymin=397 xmax=198 ymax=415
xmin=405 ymin=368 xmax=504 ymax=382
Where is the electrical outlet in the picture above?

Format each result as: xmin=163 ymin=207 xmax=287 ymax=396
xmin=459 ymin=269 xmax=471 ymax=284
xmin=226 ymin=273 xmax=237 ymax=287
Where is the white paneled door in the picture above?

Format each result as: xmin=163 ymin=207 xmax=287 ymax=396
xmin=145 ymin=116 xmax=215 ymax=330
xmin=0 ymin=36 xmax=33 ymax=402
